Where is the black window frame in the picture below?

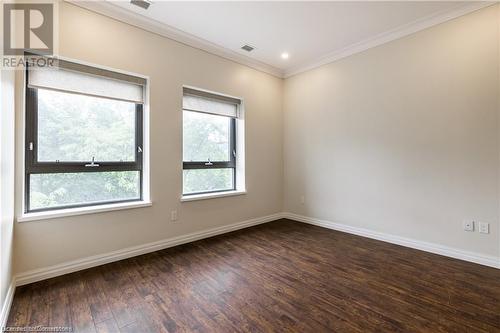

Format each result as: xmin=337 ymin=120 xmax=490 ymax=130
xmin=182 ymin=110 xmax=237 ymax=196
xmin=24 ymin=65 xmax=144 ymax=213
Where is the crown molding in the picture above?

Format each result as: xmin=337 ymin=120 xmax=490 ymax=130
xmin=284 ymin=1 xmax=495 ymax=78
xmin=68 ymin=1 xmax=494 ymax=80
xmin=67 ymin=1 xmax=285 ymax=78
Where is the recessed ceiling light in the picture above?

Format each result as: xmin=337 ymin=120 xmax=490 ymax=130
xmin=281 ymin=52 xmax=289 ymax=59
xmin=131 ymin=0 xmax=151 ymax=10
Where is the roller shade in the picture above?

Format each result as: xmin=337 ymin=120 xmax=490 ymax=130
xmin=28 ymin=59 xmax=146 ymax=104
xmin=183 ymin=87 xmax=240 ymax=118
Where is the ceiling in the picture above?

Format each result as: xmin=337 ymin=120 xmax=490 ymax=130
xmin=76 ymin=1 xmax=492 ymax=78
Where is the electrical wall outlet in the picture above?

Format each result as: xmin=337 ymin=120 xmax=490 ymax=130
xmin=478 ymin=222 xmax=489 ymax=234
xmin=300 ymin=195 xmax=305 ymax=205
xmin=463 ymin=220 xmax=474 ymax=232
xmin=171 ymin=210 xmax=178 ymax=222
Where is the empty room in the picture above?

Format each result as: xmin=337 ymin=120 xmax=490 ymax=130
xmin=1 ymin=0 xmax=500 ymax=332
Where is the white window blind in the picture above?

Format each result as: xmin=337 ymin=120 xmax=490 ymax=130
xmin=183 ymin=87 xmax=240 ymax=118
xmin=28 ymin=59 xmax=146 ymax=104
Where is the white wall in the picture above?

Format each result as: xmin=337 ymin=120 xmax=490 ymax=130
xmin=13 ymin=2 xmax=283 ymax=274
xmin=498 ymin=2 xmax=500 ymax=261
xmin=1 ymin=69 xmax=15 ymax=313
xmin=283 ymin=5 xmax=500 ymax=257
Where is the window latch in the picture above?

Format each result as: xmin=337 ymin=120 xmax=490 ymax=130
xmin=29 ymin=142 xmax=34 ymax=151
xmin=138 ymin=146 xmax=143 ymax=153
xmin=85 ymin=156 xmax=100 ymax=167
xmin=232 ymin=149 xmax=236 ymax=158
xmin=205 ymin=158 xmax=213 ymax=166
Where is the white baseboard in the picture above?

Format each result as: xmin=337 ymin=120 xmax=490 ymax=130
xmin=283 ymin=212 xmax=500 ymax=269
xmin=15 ymin=213 xmax=284 ymax=286
xmin=14 ymin=211 xmax=499 ymax=288
xmin=0 ymin=280 xmax=16 ymax=329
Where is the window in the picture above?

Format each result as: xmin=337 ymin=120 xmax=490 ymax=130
xmin=25 ymin=58 xmax=147 ymax=212
xmin=182 ymin=87 xmax=241 ymax=195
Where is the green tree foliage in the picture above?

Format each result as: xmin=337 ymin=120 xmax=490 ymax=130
xmin=183 ymin=111 xmax=233 ymax=194
xmin=31 ymin=89 xmax=139 ymax=209
xmin=183 ymin=169 xmax=233 ymax=194
xmin=30 ymin=172 xmax=139 ymax=210
xmin=38 ymin=89 xmax=135 ymax=162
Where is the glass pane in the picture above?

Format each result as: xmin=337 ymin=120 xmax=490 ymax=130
xmin=37 ymin=89 xmax=136 ymax=162
xmin=30 ymin=171 xmax=140 ymax=210
xmin=183 ymin=168 xmax=234 ymax=195
xmin=183 ymin=111 xmax=231 ymax=162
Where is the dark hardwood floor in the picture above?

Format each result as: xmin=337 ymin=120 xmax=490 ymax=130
xmin=5 ymin=219 xmax=500 ymax=332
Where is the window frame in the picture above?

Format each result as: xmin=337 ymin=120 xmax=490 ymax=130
xmin=182 ymin=107 xmax=238 ymax=196
xmin=24 ymin=65 xmax=144 ymax=213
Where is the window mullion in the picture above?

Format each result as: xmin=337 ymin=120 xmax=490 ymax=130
xmin=28 ymin=163 xmax=139 ymax=174
xmin=136 ymin=104 xmax=144 ymax=169
xmin=183 ymin=161 xmax=233 ymax=169
xmin=25 ymin=87 xmax=37 ymax=168
xmin=230 ymin=117 xmax=236 ymax=165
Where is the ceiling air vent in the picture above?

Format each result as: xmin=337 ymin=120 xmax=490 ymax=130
xmin=241 ymin=44 xmax=255 ymax=52
xmin=131 ymin=0 xmax=151 ymax=10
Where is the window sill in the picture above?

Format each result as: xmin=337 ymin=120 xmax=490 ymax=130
xmin=181 ymin=190 xmax=246 ymax=202
xmin=17 ymin=201 xmax=152 ymax=222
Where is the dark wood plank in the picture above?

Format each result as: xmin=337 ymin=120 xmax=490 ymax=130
xmin=48 ymin=278 xmax=72 ymax=329
xmin=82 ymin=269 xmax=114 ymax=325
xmin=5 ymin=286 xmax=32 ymax=328
xmin=26 ymin=283 xmax=50 ymax=329
xmin=66 ymin=277 xmax=97 ymax=333
xmin=6 ymin=219 xmax=500 ymax=332
xmin=98 ymin=264 xmax=137 ymax=329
